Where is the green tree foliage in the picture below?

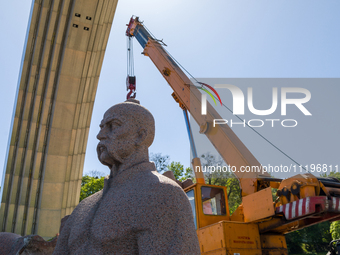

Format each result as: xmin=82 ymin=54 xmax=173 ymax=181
xmin=167 ymin=161 xmax=184 ymax=180
xmin=285 ymin=230 xmax=305 ymax=254
xmin=285 ymin=214 xmax=332 ymax=253
xmin=320 ymin=171 xmax=340 ymax=179
xmin=150 ymin=153 xmax=170 ymax=173
xmin=272 ymin=188 xmax=278 ymax=201
xmin=330 ymin=221 xmax=340 ymax=240
xmin=226 ymin=178 xmax=242 ymax=214
xmin=79 ymin=175 xmax=105 ymax=202
xmin=167 ymin=161 xmax=193 ymax=181
xmin=304 ymin=221 xmax=331 ymax=252
xmin=200 ymin=153 xmax=226 ymax=185
xmin=183 ymin=166 xmax=194 ymax=181
xmin=150 ymin=153 xmax=193 ymax=181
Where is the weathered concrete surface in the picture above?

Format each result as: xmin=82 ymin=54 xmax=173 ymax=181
xmin=0 ymin=0 xmax=118 ymax=239
xmin=53 ymin=100 xmax=201 ymax=254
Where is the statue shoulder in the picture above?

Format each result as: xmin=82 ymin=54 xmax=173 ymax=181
xmin=142 ymin=171 xmax=188 ymax=202
xmin=152 ymin=171 xmax=183 ymax=190
xmin=71 ymin=189 xmax=103 ymax=215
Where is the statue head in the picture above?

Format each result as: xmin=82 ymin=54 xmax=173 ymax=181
xmin=96 ymin=99 xmax=155 ymax=170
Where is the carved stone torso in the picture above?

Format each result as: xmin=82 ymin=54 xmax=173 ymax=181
xmin=53 ymin=162 xmax=200 ymax=255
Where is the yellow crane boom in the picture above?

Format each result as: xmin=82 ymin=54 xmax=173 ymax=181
xmin=126 ymin=16 xmax=272 ymax=197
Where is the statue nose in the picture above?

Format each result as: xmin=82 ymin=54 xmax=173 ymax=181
xmin=97 ymin=129 xmax=105 ymax=140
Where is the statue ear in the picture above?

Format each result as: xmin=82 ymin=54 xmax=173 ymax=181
xmin=136 ymin=128 xmax=147 ymax=146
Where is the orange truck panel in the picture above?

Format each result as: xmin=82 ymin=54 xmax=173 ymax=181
xmin=243 ymin=187 xmax=275 ymax=222
xmin=198 ymin=221 xmax=262 ymax=255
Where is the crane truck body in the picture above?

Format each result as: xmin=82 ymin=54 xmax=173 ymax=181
xmin=126 ymin=16 xmax=340 ymax=254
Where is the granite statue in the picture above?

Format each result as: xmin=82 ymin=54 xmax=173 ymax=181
xmin=53 ymin=99 xmax=200 ymax=254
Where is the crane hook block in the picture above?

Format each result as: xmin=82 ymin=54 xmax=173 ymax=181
xmin=126 ymin=75 xmax=136 ymax=100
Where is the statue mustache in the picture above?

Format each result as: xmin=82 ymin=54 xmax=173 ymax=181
xmin=97 ymin=143 xmax=123 ymax=164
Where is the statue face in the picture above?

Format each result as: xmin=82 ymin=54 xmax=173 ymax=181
xmin=96 ymin=106 xmax=137 ymax=168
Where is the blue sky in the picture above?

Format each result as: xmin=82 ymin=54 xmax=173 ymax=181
xmin=0 ymin=0 xmax=339 ymax=182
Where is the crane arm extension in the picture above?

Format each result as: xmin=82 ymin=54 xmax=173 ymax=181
xmin=127 ymin=17 xmax=271 ymax=196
